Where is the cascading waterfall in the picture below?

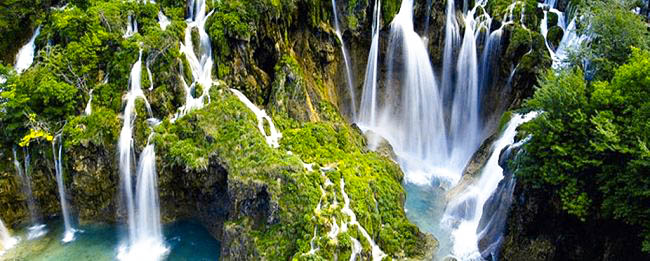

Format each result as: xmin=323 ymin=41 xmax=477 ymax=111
xmin=476 ymin=134 xmax=531 ymax=260
xmin=441 ymin=112 xmax=537 ymax=260
xmin=12 ymin=147 xmax=47 ymax=239
xmin=117 ymin=49 xmax=166 ymax=260
xmin=118 ymin=142 xmax=167 ymax=260
xmin=539 ymin=0 xmax=588 ymax=69
xmin=331 ymin=0 xmax=357 ymax=119
xmin=173 ymin=0 xmax=214 ymax=121
xmin=360 ymin=0 xmax=449 ymax=185
xmin=52 ymin=134 xmax=76 ymax=242
xmin=0 ymin=218 xmax=18 ymax=255
xmin=358 ymin=0 xmax=381 ymax=127
xmin=118 ymin=51 xmax=146 ymax=247
xmin=14 ymin=25 xmax=41 ymax=74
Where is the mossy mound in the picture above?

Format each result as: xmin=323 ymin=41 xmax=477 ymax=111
xmin=151 ymin=85 xmax=435 ymax=259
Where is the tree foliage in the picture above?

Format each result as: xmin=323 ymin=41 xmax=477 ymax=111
xmin=517 ymin=48 xmax=650 ymax=252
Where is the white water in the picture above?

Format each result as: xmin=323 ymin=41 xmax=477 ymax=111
xmin=448 ymin=9 xmax=481 ymax=173
xmin=84 ymin=89 xmax=93 ymax=116
xmin=124 ymin=15 xmax=138 ymax=38
xmin=359 ymin=0 xmax=502 ymax=186
xmin=230 ymin=89 xmax=282 ymax=148
xmin=0 ymin=218 xmax=18 ymax=255
xmin=359 ymin=0 xmax=449 ymax=185
xmin=331 ymin=0 xmax=357 ymax=119
xmin=157 ymin=11 xmax=170 ymax=30
xmin=52 ymin=135 xmax=76 ymax=243
xmin=538 ymin=0 xmax=588 ymax=70
xmin=441 ymin=112 xmax=537 ymax=260
xmin=340 ymin=178 xmax=386 ymax=260
xmin=14 ymin=25 xmax=42 ymax=74
xmin=118 ymin=143 xmax=168 ymax=261
xmin=358 ymin=0 xmax=381 ymax=126
xmin=173 ymin=0 xmax=214 ymax=121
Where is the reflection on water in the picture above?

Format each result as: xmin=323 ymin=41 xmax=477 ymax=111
xmin=2 ymin=219 xmax=220 ymax=261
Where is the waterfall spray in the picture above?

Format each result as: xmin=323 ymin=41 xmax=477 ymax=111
xmin=441 ymin=112 xmax=538 ymax=260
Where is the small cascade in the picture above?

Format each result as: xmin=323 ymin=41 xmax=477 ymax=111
xmin=12 ymin=147 xmax=47 ymax=239
xmin=146 ymin=61 xmax=154 ymax=91
xmin=476 ymin=135 xmax=531 ymax=260
xmin=349 ymin=237 xmax=362 ymax=261
xmin=84 ymin=89 xmax=93 ymax=116
xmin=339 ymin=178 xmax=386 ymax=260
xmin=230 ymin=89 xmax=282 ymax=148
xmin=173 ymin=0 xmax=214 ymax=121
xmin=52 ymin=135 xmax=76 ymax=242
xmin=0 ymin=218 xmax=19 ymax=255
xmin=157 ymin=11 xmax=170 ymax=30
xmin=538 ymin=0 xmax=588 ymax=69
xmin=331 ymin=0 xmax=357 ymax=119
xmin=124 ymin=15 xmax=138 ymax=38
xmin=441 ymin=112 xmax=538 ymax=260
xmin=358 ymin=0 xmax=381 ymax=126
xmin=14 ymin=25 xmax=42 ymax=74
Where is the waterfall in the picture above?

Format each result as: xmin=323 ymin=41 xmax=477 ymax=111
xmin=448 ymin=12 xmax=480 ymax=173
xmin=361 ymin=0 xmax=448 ymax=185
xmin=0 ymin=218 xmax=19 ymax=255
xmin=14 ymin=25 xmax=41 ymax=74
xmin=441 ymin=0 xmax=460 ymax=106
xmin=358 ymin=0 xmax=381 ymax=126
xmin=157 ymin=11 xmax=170 ymax=30
xmin=118 ymin=143 xmax=167 ymax=260
xmin=84 ymin=89 xmax=94 ymax=116
xmin=331 ymin=0 xmax=357 ymax=119
xmin=538 ymin=0 xmax=588 ymax=70
xmin=441 ymin=112 xmax=537 ymax=260
xmin=173 ymin=0 xmax=214 ymax=121
xmin=476 ymin=135 xmax=531 ymax=260
xmin=117 ymin=50 xmax=167 ymax=260
xmin=52 ymin=135 xmax=76 ymax=242
xmin=118 ymin=51 xmax=146 ymax=246
xmin=230 ymin=89 xmax=282 ymax=148
xmin=12 ymin=147 xmax=47 ymax=239
xmin=124 ymin=15 xmax=138 ymax=38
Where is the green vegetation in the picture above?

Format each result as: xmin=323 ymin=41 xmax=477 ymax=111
xmin=153 ymin=87 xmax=430 ymax=259
xmin=567 ymin=0 xmax=649 ymax=81
xmin=516 ymin=2 xmax=650 ymax=250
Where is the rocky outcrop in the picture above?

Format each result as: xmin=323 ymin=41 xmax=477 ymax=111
xmin=501 ymin=146 xmax=648 ymax=261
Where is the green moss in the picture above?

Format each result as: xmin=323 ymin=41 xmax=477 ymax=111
xmin=498 ymin=111 xmax=513 ymax=133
